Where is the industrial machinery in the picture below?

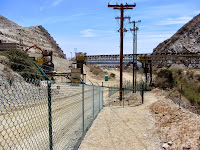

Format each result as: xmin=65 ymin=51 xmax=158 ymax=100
xmin=25 ymin=45 xmax=55 ymax=77
xmin=75 ymin=52 xmax=86 ymax=74
xmin=71 ymin=52 xmax=86 ymax=84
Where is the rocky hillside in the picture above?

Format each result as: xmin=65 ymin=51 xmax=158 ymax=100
xmin=0 ymin=15 xmax=66 ymax=58
xmin=153 ymin=14 xmax=200 ymax=54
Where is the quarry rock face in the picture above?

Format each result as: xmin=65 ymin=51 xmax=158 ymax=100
xmin=0 ymin=15 xmax=66 ymax=58
xmin=0 ymin=15 xmax=21 ymax=29
xmin=153 ymin=14 xmax=200 ymax=54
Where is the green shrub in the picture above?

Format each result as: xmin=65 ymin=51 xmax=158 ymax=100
xmin=173 ymin=69 xmax=183 ymax=75
xmin=155 ymin=68 xmax=200 ymax=108
xmin=157 ymin=69 xmax=173 ymax=83
xmin=195 ymin=74 xmax=200 ymax=81
xmin=154 ymin=69 xmax=174 ymax=89
xmin=110 ymin=73 xmax=115 ymax=78
xmin=177 ymin=77 xmax=200 ymax=108
xmin=189 ymin=71 xmax=194 ymax=79
xmin=182 ymin=82 xmax=200 ymax=106
xmin=1 ymin=49 xmax=41 ymax=80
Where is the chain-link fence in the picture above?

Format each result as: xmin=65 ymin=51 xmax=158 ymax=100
xmin=108 ymin=80 xmax=132 ymax=97
xmin=0 ymin=73 xmax=103 ymax=149
xmin=106 ymin=81 xmax=145 ymax=107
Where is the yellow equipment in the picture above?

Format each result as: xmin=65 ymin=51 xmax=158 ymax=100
xmin=25 ymin=45 xmax=55 ymax=77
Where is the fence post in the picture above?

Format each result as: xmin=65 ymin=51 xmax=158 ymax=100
xmin=134 ymin=82 xmax=136 ymax=93
xmin=179 ymin=83 xmax=182 ymax=108
xmin=109 ymin=86 xmax=111 ymax=97
xmin=101 ymin=87 xmax=103 ymax=109
xmin=99 ymin=86 xmax=100 ymax=112
xmin=123 ymin=88 xmax=125 ymax=108
xmin=82 ymin=83 xmax=85 ymax=134
xmin=141 ymin=83 xmax=144 ymax=104
xmin=92 ymin=86 xmax=94 ymax=119
xmin=47 ymin=80 xmax=53 ymax=150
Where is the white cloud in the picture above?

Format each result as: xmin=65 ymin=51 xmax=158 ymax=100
xmin=158 ymin=16 xmax=192 ymax=25
xmin=80 ymin=29 xmax=115 ymax=38
xmin=80 ymin=29 xmax=97 ymax=37
xmin=192 ymin=10 xmax=200 ymax=15
xmin=52 ymin=0 xmax=63 ymax=6
xmin=39 ymin=0 xmax=64 ymax=10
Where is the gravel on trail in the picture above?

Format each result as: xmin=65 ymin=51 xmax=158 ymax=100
xmin=79 ymin=91 xmax=162 ymax=150
xmin=79 ymin=88 xmax=200 ymax=150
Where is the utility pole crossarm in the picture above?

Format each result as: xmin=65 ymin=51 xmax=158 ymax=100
xmin=108 ymin=3 xmax=136 ymax=8
xmin=115 ymin=17 xmax=131 ymax=19
xmin=114 ymin=8 xmax=133 ymax=10
xmin=130 ymin=27 xmax=139 ymax=31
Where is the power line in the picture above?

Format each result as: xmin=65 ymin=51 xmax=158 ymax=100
xmin=108 ymin=2 xmax=136 ymax=100
xmin=129 ymin=20 xmax=141 ymax=91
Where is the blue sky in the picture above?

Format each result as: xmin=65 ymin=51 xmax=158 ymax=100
xmin=1 ymin=0 xmax=200 ymax=58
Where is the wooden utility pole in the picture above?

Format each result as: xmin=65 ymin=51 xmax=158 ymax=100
xmin=108 ymin=3 xmax=136 ymax=100
xmin=130 ymin=20 xmax=141 ymax=92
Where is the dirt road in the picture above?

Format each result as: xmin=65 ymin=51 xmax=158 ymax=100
xmin=79 ymin=91 xmax=162 ymax=150
xmin=79 ymin=87 xmax=200 ymax=150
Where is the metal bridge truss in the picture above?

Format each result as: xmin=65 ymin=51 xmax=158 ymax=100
xmin=86 ymin=53 xmax=200 ymax=67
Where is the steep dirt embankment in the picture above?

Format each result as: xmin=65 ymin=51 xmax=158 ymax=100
xmin=150 ymin=89 xmax=200 ymax=150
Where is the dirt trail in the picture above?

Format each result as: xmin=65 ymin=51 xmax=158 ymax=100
xmin=79 ymin=91 xmax=162 ymax=150
xmin=79 ymin=87 xmax=200 ymax=150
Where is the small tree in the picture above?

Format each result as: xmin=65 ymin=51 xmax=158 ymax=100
xmin=1 ymin=49 xmax=41 ymax=80
xmin=157 ymin=69 xmax=173 ymax=83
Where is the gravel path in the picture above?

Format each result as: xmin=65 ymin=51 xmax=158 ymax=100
xmin=79 ymin=92 xmax=162 ymax=150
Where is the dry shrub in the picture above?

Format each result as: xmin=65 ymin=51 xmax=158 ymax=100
xmin=88 ymin=64 xmax=107 ymax=76
xmin=109 ymin=73 xmax=115 ymax=78
xmin=195 ymin=74 xmax=200 ymax=81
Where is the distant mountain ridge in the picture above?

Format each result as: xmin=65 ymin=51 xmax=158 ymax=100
xmin=0 ymin=15 xmax=66 ymax=58
xmin=153 ymin=14 xmax=200 ymax=54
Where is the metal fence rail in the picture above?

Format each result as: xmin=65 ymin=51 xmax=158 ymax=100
xmin=0 ymin=75 xmax=103 ymax=150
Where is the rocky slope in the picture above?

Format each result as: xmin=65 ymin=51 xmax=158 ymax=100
xmin=0 ymin=15 xmax=66 ymax=58
xmin=153 ymin=14 xmax=200 ymax=54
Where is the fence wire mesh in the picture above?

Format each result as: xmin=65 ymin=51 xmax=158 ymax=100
xmin=108 ymin=80 xmax=133 ymax=97
xmin=0 ymin=76 xmax=49 ymax=150
xmin=106 ymin=81 xmax=145 ymax=107
xmin=0 ymin=73 xmax=103 ymax=150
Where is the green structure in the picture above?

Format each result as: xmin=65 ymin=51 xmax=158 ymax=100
xmin=105 ymin=75 xmax=108 ymax=81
